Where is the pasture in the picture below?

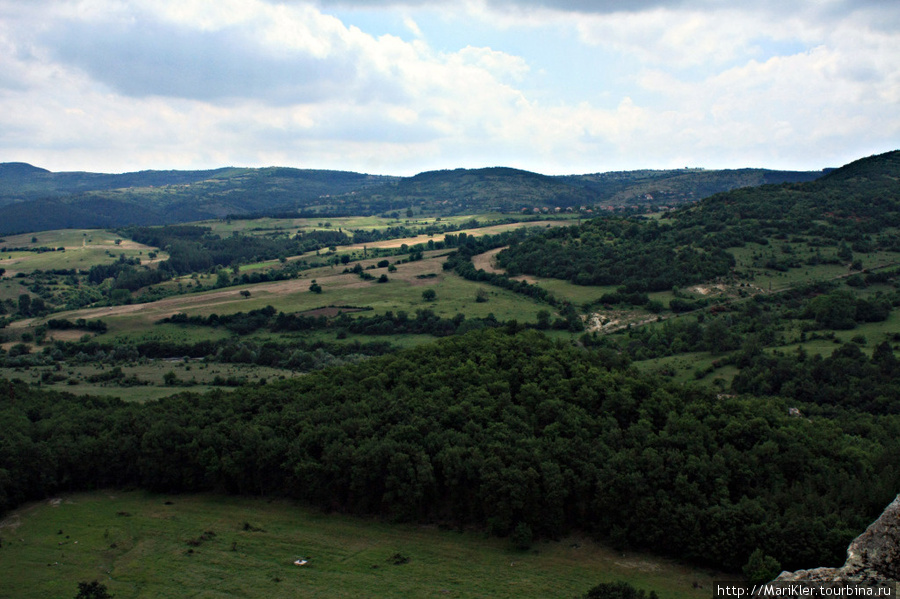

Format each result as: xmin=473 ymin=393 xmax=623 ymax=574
xmin=0 ymin=228 xmax=165 ymax=276
xmin=0 ymin=491 xmax=718 ymax=599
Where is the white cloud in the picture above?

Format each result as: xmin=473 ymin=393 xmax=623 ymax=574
xmin=0 ymin=0 xmax=897 ymax=175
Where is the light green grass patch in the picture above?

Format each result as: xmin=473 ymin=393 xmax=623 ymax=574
xmin=0 ymin=228 xmax=166 ymax=275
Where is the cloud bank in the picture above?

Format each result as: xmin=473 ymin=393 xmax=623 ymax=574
xmin=0 ymin=0 xmax=897 ymax=175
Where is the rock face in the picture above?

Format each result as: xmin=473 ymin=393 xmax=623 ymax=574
xmin=775 ymin=494 xmax=900 ymax=584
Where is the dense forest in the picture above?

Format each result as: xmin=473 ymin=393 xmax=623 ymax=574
xmin=2 ymin=329 xmax=898 ymax=574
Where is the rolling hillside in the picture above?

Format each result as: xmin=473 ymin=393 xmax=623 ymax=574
xmin=0 ymin=161 xmax=824 ymax=234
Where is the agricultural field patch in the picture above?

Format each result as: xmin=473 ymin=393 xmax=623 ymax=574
xmin=0 ymin=228 xmax=165 ymax=275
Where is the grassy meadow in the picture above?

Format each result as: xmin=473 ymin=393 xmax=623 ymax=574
xmin=0 ymin=229 xmax=165 ymax=276
xmin=0 ymin=492 xmax=719 ymax=599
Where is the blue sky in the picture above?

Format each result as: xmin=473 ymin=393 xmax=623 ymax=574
xmin=0 ymin=0 xmax=898 ymax=175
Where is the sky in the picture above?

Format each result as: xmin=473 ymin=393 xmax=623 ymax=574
xmin=0 ymin=0 xmax=898 ymax=176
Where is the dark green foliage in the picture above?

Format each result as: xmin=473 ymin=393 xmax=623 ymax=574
xmin=511 ymin=521 xmax=533 ymax=550
xmin=583 ymin=581 xmax=658 ymax=599
xmin=421 ymin=289 xmax=436 ymax=301
xmin=1 ymin=329 xmax=897 ymax=573
xmin=497 ymin=218 xmax=735 ymax=290
xmin=495 ymin=150 xmax=900 ymax=290
xmin=732 ymin=340 xmax=900 ymax=413
xmin=74 ymin=581 xmax=113 ymax=599
xmin=46 ymin=318 xmax=108 ymax=333
xmin=0 ymin=166 xmax=395 ymax=234
xmin=743 ymin=549 xmax=781 ymax=585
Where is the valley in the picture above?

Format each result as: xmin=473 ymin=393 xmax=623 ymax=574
xmin=1 ymin=150 xmax=899 ymax=597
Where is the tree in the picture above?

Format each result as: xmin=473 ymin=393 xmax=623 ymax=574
xmin=75 ymin=580 xmax=113 ymax=599
xmin=422 ymin=289 xmax=436 ymax=301
xmin=743 ymin=548 xmax=781 ymax=586
xmin=584 ymin=581 xmax=657 ymax=599
xmin=475 ymin=288 xmax=489 ymax=303
xmin=240 ymin=290 xmax=251 ymax=299
xmin=216 ymin=270 xmax=231 ymax=288
xmin=511 ymin=521 xmax=533 ymax=550
xmin=309 ymin=280 xmax=322 ymax=294
xmin=17 ymin=294 xmax=31 ymax=316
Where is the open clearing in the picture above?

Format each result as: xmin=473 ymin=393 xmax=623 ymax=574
xmin=12 ymin=251 xmax=551 ymax=342
xmin=0 ymin=228 xmax=165 ymax=275
xmin=0 ymin=491 xmax=718 ymax=599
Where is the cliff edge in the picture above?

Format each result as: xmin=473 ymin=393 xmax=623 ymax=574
xmin=775 ymin=495 xmax=900 ymax=585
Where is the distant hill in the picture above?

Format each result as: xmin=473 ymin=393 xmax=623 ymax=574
xmin=0 ymin=160 xmax=827 ymax=234
xmin=496 ymin=149 xmax=900 ymax=290
xmin=344 ymin=167 xmax=599 ymax=214
xmin=0 ymin=165 xmax=397 ymax=234
xmin=558 ymin=167 xmax=822 ymax=208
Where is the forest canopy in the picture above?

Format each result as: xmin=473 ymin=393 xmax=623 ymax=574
xmin=2 ymin=329 xmax=898 ymax=573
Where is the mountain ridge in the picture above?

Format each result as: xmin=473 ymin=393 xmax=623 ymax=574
xmin=0 ymin=159 xmax=835 ymax=234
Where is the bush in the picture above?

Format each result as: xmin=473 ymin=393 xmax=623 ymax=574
xmin=584 ymin=581 xmax=658 ymax=599
xmin=743 ymin=548 xmax=781 ymax=586
xmin=511 ymin=521 xmax=533 ymax=550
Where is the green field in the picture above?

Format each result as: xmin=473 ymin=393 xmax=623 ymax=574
xmin=0 ymin=492 xmax=718 ymax=599
xmin=0 ymin=360 xmax=301 ymax=402
xmin=0 ymin=229 xmax=165 ymax=275
xmin=15 ymin=253 xmax=552 ymax=342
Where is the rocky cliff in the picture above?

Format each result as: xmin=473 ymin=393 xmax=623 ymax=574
xmin=774 ymin=494 xmax=900 ymax=585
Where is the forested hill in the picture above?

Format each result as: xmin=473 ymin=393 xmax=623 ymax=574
xmin=674 ymin=149 xmax=900 ymax=231
xmin=0 ymin=160 xmax=822 ymax=234
xmin=345 ymin=167 xmax=598 ymax=213
xmin=0 ymin=166 xmax=396 ymax=235
xmin=2 ymin=328 xmax=898 ymax=573
xmin=557 ymin=167 xmax=821 ymax=207
xmin=496 ymin=150 xmax=900 ymax=290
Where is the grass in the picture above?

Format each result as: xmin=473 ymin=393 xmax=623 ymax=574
xmin=0 ymin=491 xmax=719 ymax=599
xmin=15 ymin=252 xmax=553 ymax=344
xmin=196 ymin=213 xmax=574 ymax=239
xmin=0 ymin=228 xmax=165 ymax=275
xmin=0 ymin=361 xmax=302 ymax=402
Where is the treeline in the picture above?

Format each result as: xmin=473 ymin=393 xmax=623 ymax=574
xmin=86 ymin=255 xmax=170 ymax=291
xmin=1 ymin=333 xmax=394 ymax=372
xmin=122 ymin=225 xmax=351 ymax=275
xmin=46 ymin=318 xmax=108 ymax=333
xmin=2 ymin=329 xmax=898 ymax=575
xmin=732 ymin=340 xmax=900 ymax=414
xmin=160 ymin=305 xmax=570 ymax=337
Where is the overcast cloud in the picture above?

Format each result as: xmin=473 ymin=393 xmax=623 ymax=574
xmin=0 ymin=0 xmax=897 ymax=175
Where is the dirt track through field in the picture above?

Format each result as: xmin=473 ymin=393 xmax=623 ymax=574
xmin=8 ymin=278 xmax=315 ymax=328
xmin=471 ymin=246 xmax=539 ymax=283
